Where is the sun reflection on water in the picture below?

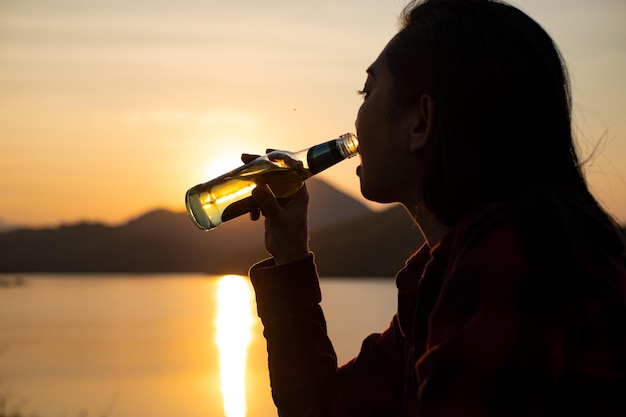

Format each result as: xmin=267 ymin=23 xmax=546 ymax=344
xmin=215 ymin=275 xmax=254 ymax=417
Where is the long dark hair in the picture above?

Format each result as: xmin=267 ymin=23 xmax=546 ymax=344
xmin=385 ymin=0 xmax=624 ymax=280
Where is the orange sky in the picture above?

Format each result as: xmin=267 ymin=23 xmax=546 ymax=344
xmin=1 ymin=0 xmax=625 ymax=228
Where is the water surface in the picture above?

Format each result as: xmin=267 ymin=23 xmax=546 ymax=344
xmin=0 ymin=274 xmax=396 ymax=417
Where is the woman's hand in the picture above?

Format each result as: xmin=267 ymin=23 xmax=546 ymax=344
xmin=241 ymin=152 xmax=310 ymax=265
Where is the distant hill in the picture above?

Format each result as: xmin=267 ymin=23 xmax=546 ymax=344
xmin=0 ymin=178 xmax=422 ymax=277
xmin=0 ymin=218 xmax=13 ymax=232
xmin=3 ymin=178 xmax=622 ymax=277
xmin=311 ymin=204 xmax=423 ymax=276
xmin=222 ymin=203 xmax=423 ymax=277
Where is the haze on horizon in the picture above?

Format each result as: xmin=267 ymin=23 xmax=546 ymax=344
xmin=1 ymin=0 xmax=625 ymax=228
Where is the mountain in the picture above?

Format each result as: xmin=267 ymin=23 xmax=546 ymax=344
xmin=311 ymin=204 xmax=423 ymax=276
xmin=2 ymin=177 xmax=624 ymax=277
xmin=0 ymin=178 xmax=422 ymax=277
xmin=0 ymin=218 xmax=14 ymax=232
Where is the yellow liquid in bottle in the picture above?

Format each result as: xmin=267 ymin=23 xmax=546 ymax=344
xmin=186 ymin=159 xmax=312 ymax=230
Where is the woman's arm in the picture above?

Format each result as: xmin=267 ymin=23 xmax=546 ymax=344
xmin=250 ymin=255 xmax=414 ymax=417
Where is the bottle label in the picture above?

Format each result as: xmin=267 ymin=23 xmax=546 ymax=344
xmin=307 ymin=141 xmax=343 ymax=175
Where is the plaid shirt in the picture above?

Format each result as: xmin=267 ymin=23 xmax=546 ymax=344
xmin=250 ymin=203 xmax=626 ymax=417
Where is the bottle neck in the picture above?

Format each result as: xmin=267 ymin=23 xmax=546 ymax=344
xmin=307 ymin=133 xmax=359 ymax=175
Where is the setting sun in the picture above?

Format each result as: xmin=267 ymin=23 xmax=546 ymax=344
xmin=203 ymin=154 xmax=242 ymax=183
xmin=201 ymin=145 xmax=256 ymax=183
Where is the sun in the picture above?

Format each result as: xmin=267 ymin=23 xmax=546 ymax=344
xmin=203 ymin=153 xmax=244 ymax=181
xmin=201 ymin=138 xmax=262 ymax=181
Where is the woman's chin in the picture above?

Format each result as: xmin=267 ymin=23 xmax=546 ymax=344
xmin=359 ymin=183 xmax=393 ymax=205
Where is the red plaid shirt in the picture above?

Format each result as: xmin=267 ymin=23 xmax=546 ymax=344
xmin=250 ymin=203 xmax=626 ymax=416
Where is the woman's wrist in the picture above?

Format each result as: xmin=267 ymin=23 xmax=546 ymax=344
xmin=273 ymin=250 xmax=310 ymax=266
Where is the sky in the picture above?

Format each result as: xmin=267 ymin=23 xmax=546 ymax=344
xmin=1 ymin=0 xmax=625 ymax=228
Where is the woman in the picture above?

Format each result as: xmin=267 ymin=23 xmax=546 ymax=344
xmin=245 ymin=0 xmax=626 ymax=415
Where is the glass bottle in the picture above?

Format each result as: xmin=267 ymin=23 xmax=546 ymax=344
xmin=185 ymin=132 xmax=359 ymax=230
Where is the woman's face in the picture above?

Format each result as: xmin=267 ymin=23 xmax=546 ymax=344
xmin=355 ymin=48 xmax=426 ymax=207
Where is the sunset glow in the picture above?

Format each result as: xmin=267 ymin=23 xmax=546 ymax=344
xmin=1 ymin=0 xmax=625 ymax=228
xmin=216 ymin=275 xmax=254 ymax=417
xmin=203 ymin=155 xmax=245 ymax=184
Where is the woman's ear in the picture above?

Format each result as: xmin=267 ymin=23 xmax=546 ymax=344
xmin=409 ymin=94 xmax=436 ymax=152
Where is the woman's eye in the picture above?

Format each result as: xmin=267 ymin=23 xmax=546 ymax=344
xmin=356 ymin=89 xmax=369 ymax=99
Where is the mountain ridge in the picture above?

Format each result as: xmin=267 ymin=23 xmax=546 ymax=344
xmin=0 ymin=178 xmax=421 ymax=277
xmin=2 ymin=178 xmax=624 ymax=277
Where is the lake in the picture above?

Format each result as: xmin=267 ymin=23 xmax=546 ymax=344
xmin=0 ymin=274 xmax=397 ymax=417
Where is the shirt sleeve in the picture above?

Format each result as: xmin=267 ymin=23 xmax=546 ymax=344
xmin=249 ymin=255 xmax=414 ymax=417
xmin=414 ymin=221 xmax=572 ymax=417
